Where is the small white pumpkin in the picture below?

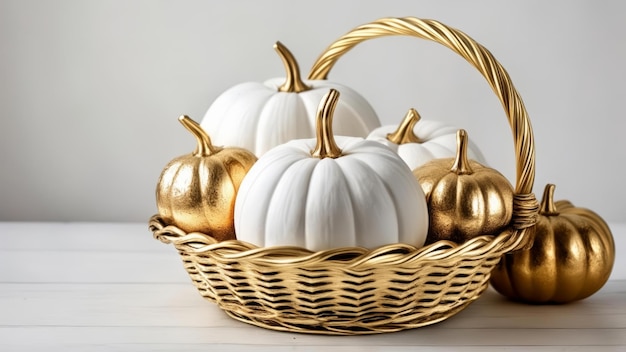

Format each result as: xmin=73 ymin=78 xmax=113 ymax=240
xmin=201 ymin=42 xmax=380 ymax=156
xmin=367 ymin=108 xmax=486 ymax=170
xmin=234 ymin=89 xmax=428 ymax=252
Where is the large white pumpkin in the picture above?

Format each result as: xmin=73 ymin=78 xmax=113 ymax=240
xmin=201 ymin=42 xmax=380 ymax=156
xmin=367 ymin=108 xmax=486 ymax=170
xmin=234 ymin=89 xmax=428 ymax=251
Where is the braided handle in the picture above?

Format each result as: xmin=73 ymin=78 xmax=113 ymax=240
xmin=308 ymin=17 xmax=535 ymax=198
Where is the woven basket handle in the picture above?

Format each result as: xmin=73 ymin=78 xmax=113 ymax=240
xmin=308 ymin=18 xmax=534 ymax=194
xmin=307 ymin=17 xmax=538 ymax=229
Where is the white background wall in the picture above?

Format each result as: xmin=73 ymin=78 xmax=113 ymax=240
xmin=1 ymin=0 xmax=625 ymax=223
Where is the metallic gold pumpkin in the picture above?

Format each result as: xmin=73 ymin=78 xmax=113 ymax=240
xmin=156 ymin=115 xmax=257 ymax=241
xmin=413 ymin=129 xmax=514 ymax=244
xmin=490 ymin=184 xmax=615 ymax=304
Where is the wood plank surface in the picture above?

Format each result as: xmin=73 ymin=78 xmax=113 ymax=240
xmin=1 ymin=222 xmax=624 ymax=351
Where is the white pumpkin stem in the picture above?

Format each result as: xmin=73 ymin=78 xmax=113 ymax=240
xmin=450 ymin=129 xmax=474 ymax=175
xmin=311 ymin=89 xmax=342 ymax=159
xmin=178 ymin=115 xmax=222 ymax=156
xmin=275 ymin=41 xmax=311 ymax=93
xmin=386 ymin=108 xmax=423 ymax=144
xmin=540 ymin=183 xmax=560 ymax=216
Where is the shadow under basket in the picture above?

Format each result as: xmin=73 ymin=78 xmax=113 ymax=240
xmin=150 ymin=16 xmax=541 ymax=335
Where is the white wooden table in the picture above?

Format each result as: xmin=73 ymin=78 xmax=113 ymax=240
xmin=1 ymin=222 xmax=624 ymax=351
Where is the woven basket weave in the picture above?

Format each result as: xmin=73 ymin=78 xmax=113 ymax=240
xmin=150 ymin=16 xmax=540 ymax=335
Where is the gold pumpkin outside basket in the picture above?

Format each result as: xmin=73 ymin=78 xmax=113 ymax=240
xmin=150 ymin=16 xmax=540 ymax=335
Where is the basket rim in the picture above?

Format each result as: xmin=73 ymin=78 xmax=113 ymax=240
xmin=149 ymin=214 xmax=532 ymax=267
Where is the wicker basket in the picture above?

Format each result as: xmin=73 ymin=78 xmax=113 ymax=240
xmin=150 ymin=16 xmax=540 ymax=335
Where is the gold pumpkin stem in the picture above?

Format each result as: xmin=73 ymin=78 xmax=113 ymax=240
xmin=178 ymin=115 xmax=222 ymax=156
xmin=386 ymin=108 xmax=423 ymax=144
xmin=540 ymin=183 xmax=559 ymax=216
xmin=311 ymin=89 xmax=342 ymax=159
xmin=275 ymin=41 xmax=311 ymax=93
xmin=450 ymin=129 xmax=474 ymax=175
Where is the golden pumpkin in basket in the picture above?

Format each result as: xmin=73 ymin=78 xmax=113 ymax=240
xmin=156 ymin=115 xmax=257 ymax=241
xmin=490 ymin=184 xmax=615 ymax=304
xmin=413 ymin=129 xmax=514 ymax=244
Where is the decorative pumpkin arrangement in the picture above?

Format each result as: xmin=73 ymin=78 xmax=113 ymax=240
xmin=367 ymin=107 xmax=486 ymax=170
xmin=155 ymin=115 xmax=257 ymax=241
xmin=150 ymin=16 xmax=615 ymax=335
xmin=200 ymin=41 xmax=381 ymax=156
xmin=413 ymin=129 xmax=514 ymax=244
xmin=234 ymin=88 xmax=429 ymax=251
xmin=490 ymin=183 xmax=615 ymax=304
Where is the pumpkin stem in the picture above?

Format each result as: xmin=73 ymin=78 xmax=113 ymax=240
xmin=539 ymin=183 xmax=560 ymax=216
xmin=311 ymin=89 xmax=342 ymax=159
xmin=178 ymin=115 xmax=222 ymax=156
xmin=450 ymin=129 xmax=473 ymax=175
xmin=386 ymin=108 xmax=423 ymax=144
xmin=275 ymin=41 xmax=311 ymax=93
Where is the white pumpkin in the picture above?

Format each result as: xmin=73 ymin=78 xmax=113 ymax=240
xmin=367 ymin=108 xmax=486 ymax=170
xmin=201 ymin=41 xmax=380 ymax=156
xmin=234 ymin=89 xmax=428 ymax=252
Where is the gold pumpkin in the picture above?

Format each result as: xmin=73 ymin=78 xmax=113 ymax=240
xmin=156 ymin=115 xmax=257 ymax=241
xmin=413 ymin=129 xmax=513 ymax=244
xmin=490 ymin=184 xmax=615 ymax=303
